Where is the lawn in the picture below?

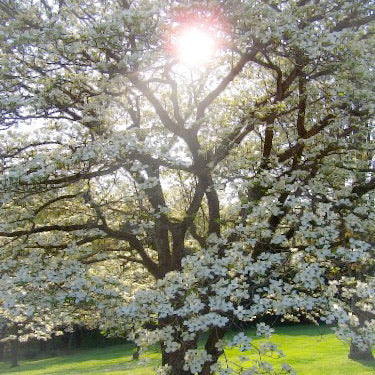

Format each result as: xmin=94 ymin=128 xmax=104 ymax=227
xmin=0 ymin=325 xmax=373 ymax=374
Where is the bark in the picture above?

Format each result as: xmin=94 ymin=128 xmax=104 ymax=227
xmin=200 ymin=328 xmax=226 ymax=375
xmin=160 ymin=326 xmax=226 ymax=375
xmin=162 ymin=347 xmax=192 ymax=375
xmin=159 ymin=316 xmax=198 ymax=375
xmin=0 ymin=342 xmax=4 ymax=362
xmin=348 ymin=309 xmax=375 ymax=361
xmin=348 ymin=341 xmax=374 ymax=361
xmin=132 ymin=345 xmax=140 ymax=360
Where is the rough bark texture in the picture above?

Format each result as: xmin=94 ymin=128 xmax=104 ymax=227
xmin=348 ymin=309 xmax=375 ymax=361
xmin=162 ymin=345 xmax=195 ymax=375
xmin=160 ymin=326 xmax=226 ymax=375
xmin=200 ymin=328 xmax=226 ymax=375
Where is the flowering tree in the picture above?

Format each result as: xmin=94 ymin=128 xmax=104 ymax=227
xmin=0 ymin=0 xmax=374 ymax=373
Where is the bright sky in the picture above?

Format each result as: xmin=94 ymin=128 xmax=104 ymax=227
xmin=174 ymin=27 xmax=217 ymax=67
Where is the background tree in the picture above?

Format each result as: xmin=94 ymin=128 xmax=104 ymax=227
xmin=0 ymin=0 xmax=374 ymax=373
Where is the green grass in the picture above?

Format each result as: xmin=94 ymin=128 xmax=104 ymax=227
xmin=0 ymin=342 xmax=158 ymax=375
xmin=224 ymin=325 xmax=375 ymax=375
xmin=0 ymin=325 xmax=373 ymax=374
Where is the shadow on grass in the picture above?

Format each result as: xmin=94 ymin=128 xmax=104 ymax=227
xmin=350 ymin=359 xmax=375 ymax=371
xmin=226 ymin=324 xmax=333 ymax=339
xmin=273 ymin=324 xmax=333 ymax=337
xmin=0 ymin=343 xmax=150 ymax=374
xmin=0 ymin=357 xmax=157 ymax=375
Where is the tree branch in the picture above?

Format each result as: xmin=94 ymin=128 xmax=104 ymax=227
xmin=195 ymin=53 xmax=255 ymax=121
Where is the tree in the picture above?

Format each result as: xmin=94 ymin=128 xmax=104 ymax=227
xmin=0 ymin=0 xmax=374 ymax=373
xmin=0 ymin=277 xmax=96 ymax=366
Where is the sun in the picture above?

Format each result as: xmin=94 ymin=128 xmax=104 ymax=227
xmin=173 ymin=26 xmax=217 ymax=67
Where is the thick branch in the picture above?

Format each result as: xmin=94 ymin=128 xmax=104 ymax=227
xmin=0 ymin=223 xmax=101 ymax=237
xmin=196 ymin=53 xmax=255 ymax=121
xmin=296 ymin=76 xmax=307 ymax=137
xmin=128 ymin=74 xmax=184 ymax=137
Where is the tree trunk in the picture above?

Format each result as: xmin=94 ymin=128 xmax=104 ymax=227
xmin=348 ymin=309 xmax=374 ymax=361
xmin=348 ymin=341 xmax=374 ymax=361
xmin=67 ymin=331 xmax=74 ymax=351
xmin=74 ymin=325 xmax=82 ymax=348
xmin=158 ymin=314 xmax=196 ymax=375
xmin=200 ymin=328 xmax=226 ymax=375
xmin=160 ymin=327 xmax=226 ymax=375
xmin=132 ymin=345 xmax=140 ymax=360
xmin=162 ymin=345 xmax=223 ymax=375
xmin=162 ymin=346 xmax=191 ymax=375
xmin=10 ymin=339 xmax=18 ymax=367
xmin=39 ymin=339 xmax=47 ymax=354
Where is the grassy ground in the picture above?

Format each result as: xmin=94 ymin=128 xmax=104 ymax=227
xmin=0 ymin=325 xmax=373 ymax=374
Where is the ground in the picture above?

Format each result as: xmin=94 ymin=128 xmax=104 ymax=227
xmin=0 ymin=325 xmax=374 ymax=375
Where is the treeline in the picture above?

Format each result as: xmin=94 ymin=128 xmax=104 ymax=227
xmin=0 ymin=326 xmax=128 ymax=367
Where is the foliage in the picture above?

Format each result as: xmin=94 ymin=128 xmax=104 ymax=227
xmin=0 ymin=0 xmax=374 ymax=373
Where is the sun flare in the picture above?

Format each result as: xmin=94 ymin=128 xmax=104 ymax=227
xmin=174 ymin=27 xmax=216 ymax=67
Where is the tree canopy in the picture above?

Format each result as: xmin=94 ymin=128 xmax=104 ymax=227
xmin=0 ymin=0 xmax=374 ymax=373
